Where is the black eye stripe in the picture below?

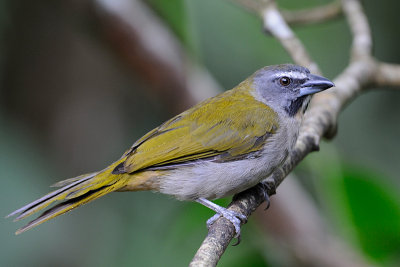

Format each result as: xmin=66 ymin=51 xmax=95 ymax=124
xmin=299 ymin=78 xmax=307 ymax=83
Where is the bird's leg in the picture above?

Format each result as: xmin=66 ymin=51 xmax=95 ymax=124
xmin=257 ymin=180 xmax=276 ymax=210
xmin=196 ymin=198 xmax=247 ymax=239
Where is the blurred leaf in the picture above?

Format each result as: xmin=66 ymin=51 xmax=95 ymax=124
xmin=219 ymin=246 xmax=269 ymax=267
xmin=305 ymin=143 xmax=400 ymax=265
xmin=342 ymin=165 xmax=400 ymax=262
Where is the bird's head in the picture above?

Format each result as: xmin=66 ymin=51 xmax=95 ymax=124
xmin=252 ymin=64 xmax=334 ymax=117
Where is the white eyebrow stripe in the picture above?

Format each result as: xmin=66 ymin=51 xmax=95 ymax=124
xmin=274 ymin=71 xmax=308 ymax=80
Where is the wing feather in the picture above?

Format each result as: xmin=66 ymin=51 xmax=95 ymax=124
xmin=121 ymin=83 xmax=279 ymax=173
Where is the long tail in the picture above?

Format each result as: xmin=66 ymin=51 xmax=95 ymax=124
xmin=6 ymin=160 xmax=128 ymax=234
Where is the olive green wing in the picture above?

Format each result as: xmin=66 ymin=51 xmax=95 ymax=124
xmin=119 ymin=88 xmax=279 ymax=173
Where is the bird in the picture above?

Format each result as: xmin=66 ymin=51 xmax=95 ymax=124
xmin=7 ymin=64 xmax=334 ymax=237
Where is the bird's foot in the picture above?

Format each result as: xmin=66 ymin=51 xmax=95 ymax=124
xmin=257 ymin=180 xmax=276 ymax=210
xmin=196 ymin=198 xmax=247 ymax=244
xmin=207 ymin=209 xmax=247 ymax=246
xmin=206 ymin=209 xmax=247 ymax=235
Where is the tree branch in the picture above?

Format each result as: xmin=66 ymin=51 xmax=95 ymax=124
xmin=231 ymin=0 xmax=342 ymax=26
xmin=191 ymin=0 xmax=399 ymax=265
xmin=91 ymin=0 xmax=399 ymax=265
xmin=190 ymin=184 xmax=268 ymax=267
xmin=92 ymin=0 xmax=221 ymax=113
xmin=373 ymin=62 xmax=400 ymax=88
xmin=261 ymin=1 xmax=320 ymax=73
xmin=281 ymin=0 xmax=342 ymax=25
xmin=342 ymin=0 xmax=372 ymax=59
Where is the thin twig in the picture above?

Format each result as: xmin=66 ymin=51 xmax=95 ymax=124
xmin=282 ymin=0 xmax=342 ymax=25
xmin=342 ymin=0 xmax=372 ymax=59
xmin=92 ymin=0 xmax=221 ymax=113
xmin=92 ymin=0 xmax=399 ymax=266
xmin=373 ymin=62 xmax=400 ymax=88
xmin=190 ymin=185 xmax=269 ymax=266
xmin=231 ymin=0 xmax=342 ymax=26
xmin=191 ymin=0 xmax=392 ymax=265
xmin=261 ymin=1 xmax=320 ymax=72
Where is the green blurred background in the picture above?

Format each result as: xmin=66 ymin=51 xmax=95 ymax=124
xmin=1 ymin=0 xmax=399 ymax=266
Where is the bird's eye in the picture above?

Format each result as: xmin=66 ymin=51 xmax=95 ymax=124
xmin=279 ymin=76 xmax=291 ymax=86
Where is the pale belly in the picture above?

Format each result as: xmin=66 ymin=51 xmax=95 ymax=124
xmin=155 ymin=116 xmax=300 ymax=200
xmin=157 ymin=136 xmax=293 ymax=200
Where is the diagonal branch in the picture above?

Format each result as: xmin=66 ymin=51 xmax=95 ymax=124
xmin=342 ymin=0 xmax=372 ymax=59
xmin=93 ymin=0 xmax=400 ymax=265
xmin=190 ymin=185 xmax=266 ymax=266
xmin=281 ymin=0 xmax=342 ymax=25
xmin=190 ymin=0 xmax=397 ymax=265
xmin=261 ymin=1 xmax=320 ymax=73
xmin=92 ymin=0 xmax=221 ymax=113
xmin=231 ymin=0 xmax=342 ymax=26
xmin=373 ymin=62 xmax=400 ymax=88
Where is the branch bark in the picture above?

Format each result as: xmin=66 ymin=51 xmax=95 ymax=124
xmin=232 ymin=0 xmax=342 ymax=26
xmin=191 ymin=0 xmax=400 ymax=265
xmin=261 ymin=1 xmax=320 ymax=73
xmin=90 ymin=0 xmax=400 ymax=266
xmin=373 ymin=62 xmax=400 ymax=88
xmin=190 ymin=185 xmax=266 ymax=266
xmin=92 ymin=0 xmax=221 ymax=113
xmin=281 ymin=0 xmax=342 ymax=25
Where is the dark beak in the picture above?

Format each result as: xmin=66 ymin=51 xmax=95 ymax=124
xmin=299 ymin=74 xmax=335 ymax=96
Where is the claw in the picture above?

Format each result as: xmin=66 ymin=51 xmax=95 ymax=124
xmin=232 ymin=235 xmax=241 ymax=246
xmin=264 ymin=194 xmax=270 ymax=210
xmin=197 ymin=198 xmax=247 ymax=244
xmin=257 ymin=181 xmax=276 ymax=210
xmin=209 ymin=209 xmax=246 ymax=245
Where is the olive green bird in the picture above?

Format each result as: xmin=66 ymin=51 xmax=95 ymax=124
xmin=7 ymin=64 xmax=334 ymax=236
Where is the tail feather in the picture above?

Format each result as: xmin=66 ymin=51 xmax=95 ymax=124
xmin=7 ymin=160 xmax=127 ymax=234
xmin=64 ymin=173 xmax=118 ymax=200
xmin=50 ymin=172 xmax=98 ymax=188
xmin=15 ymin=181 xmax=123 ymax=235
xmin=6 ymin=174 xmax=95 ymax=220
